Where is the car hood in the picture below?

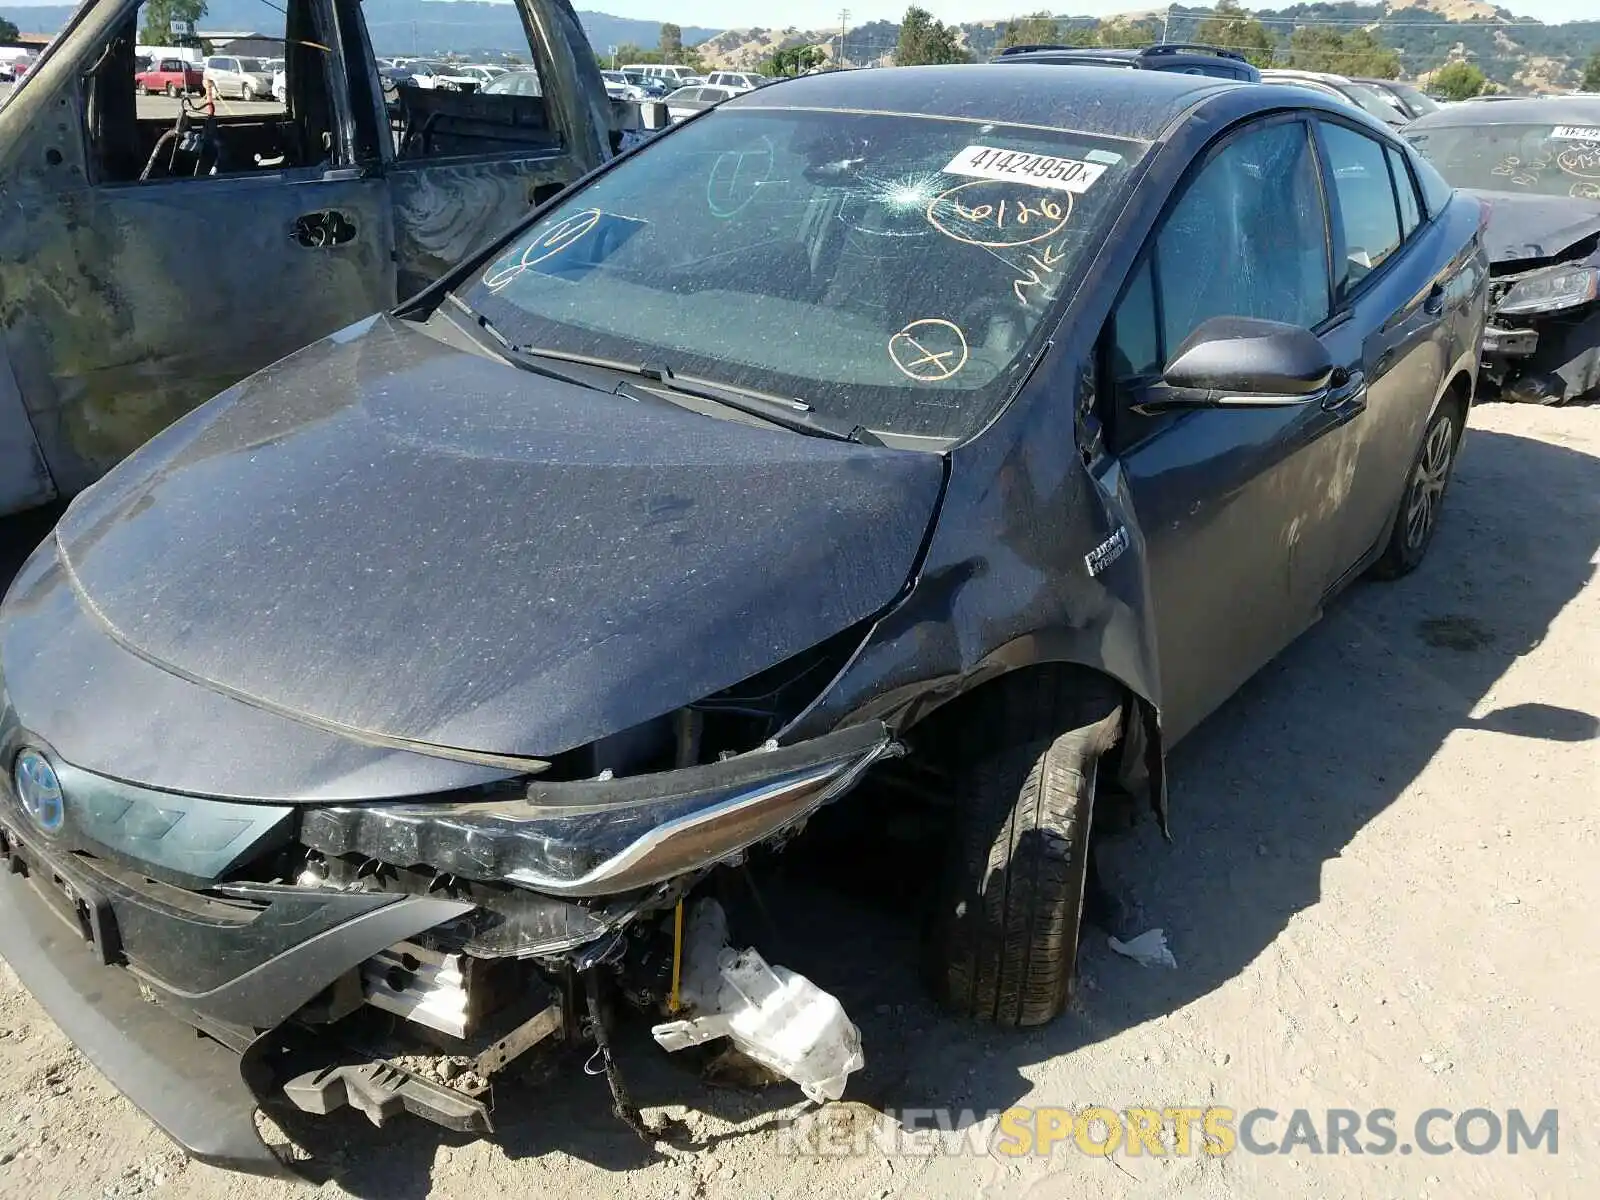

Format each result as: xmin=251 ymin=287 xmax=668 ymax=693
xmin=48 ymin=314 xmax=944 ymax=760
xmin=1471 ymin=189 xmax=1600 ymax=266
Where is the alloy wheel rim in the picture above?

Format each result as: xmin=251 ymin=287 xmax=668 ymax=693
xmin=1404 ymin=417 xmax=1454 ymax=551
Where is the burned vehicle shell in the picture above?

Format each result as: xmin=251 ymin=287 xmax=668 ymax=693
xmin=0 ymin=0 xmax=621 ymax=518
xmin=1406 ymin=97 xmax=1600 ymax=405
xmin=0 ymin=67 xmax=1487 ymax=1174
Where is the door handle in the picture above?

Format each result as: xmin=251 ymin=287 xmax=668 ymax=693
xmin=1423 ymin=283 xmax=1446 ymax=316
xmin=291 ymin=210 xmax=357 ymax=248
xmin=1321 ymin=367 xmax=1367 ymax=413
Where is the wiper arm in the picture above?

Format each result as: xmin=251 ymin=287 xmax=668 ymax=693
xmin=444 ymin=296 xmax=608 ymax=393
xmin=626 ymin=365 xmax=884 ymax=446
xmin=518 ymin=345 xmax=883 ymax=446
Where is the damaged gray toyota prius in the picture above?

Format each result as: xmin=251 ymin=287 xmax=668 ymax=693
xmin=0 ymin=64 xmax=1487 ymax=1174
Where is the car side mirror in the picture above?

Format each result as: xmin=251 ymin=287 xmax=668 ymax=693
xmin=1138 ymin=317 xmax=1334 ymax=412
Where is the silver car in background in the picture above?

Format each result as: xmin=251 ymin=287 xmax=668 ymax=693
xmin=203 ymin=55 xmax=272 ymax=100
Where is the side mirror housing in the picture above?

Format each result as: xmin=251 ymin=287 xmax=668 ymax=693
xmin=1145 ymin=317 xmax=1334 ymax=411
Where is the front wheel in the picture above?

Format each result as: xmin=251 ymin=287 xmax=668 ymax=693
xmin=1370 ymin=401 xmax=1462 ymax=580
xmin=165 ymin=83 xmax=178 ymax=98
xmin=928 ymin=687 xmax=1122 ymax=1027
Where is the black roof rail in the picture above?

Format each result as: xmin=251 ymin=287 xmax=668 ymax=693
xmin=1139 ymin=43 xmax=1248 ymax=63
xmin=995 ymin=44 xmax=1094 ymax=56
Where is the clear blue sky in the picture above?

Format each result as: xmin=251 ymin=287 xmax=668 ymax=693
xmin=5 ymin=0 xmax=1597 ymax=35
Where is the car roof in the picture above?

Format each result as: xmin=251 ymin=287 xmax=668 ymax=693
xmin=722 ymin=63 xmax=1243 ymax=142
xmin=1406 ymin=95 xmax=1600 ymax=128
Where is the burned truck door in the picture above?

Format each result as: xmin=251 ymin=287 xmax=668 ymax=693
xmin=0 ymin=0 xmax=395 ymax=510
xmin=350 ymin=0 xmax=613 ymax=296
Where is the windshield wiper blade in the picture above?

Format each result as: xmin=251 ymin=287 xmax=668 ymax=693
xmin=519 ymin=346 xmax=883 ymax=446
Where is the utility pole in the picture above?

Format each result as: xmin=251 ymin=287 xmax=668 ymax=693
xmin=1160 ymin=5 xmax=1170 ymax=44
xmin=838 ymin=8 xmax=849 ymax=68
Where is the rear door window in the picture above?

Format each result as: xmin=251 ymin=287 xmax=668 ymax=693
xmin=1387 ymin=144 xmax=1422 ymax=238
xmin=1320 ymin=122 xmax=1403 ymax=295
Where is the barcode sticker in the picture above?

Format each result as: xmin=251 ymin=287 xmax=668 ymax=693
xmin=942 ymin=145 xmax=1108 ymax=193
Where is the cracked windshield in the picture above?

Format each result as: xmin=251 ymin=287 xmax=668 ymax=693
xmin=459 ymin=108 xmax=1142 ymax=437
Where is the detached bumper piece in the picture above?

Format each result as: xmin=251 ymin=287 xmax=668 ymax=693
xmin=651 ymin=899 xmax=864 ymax=1103
xmin=283 ymin=1061 xmax=490 ymax=1133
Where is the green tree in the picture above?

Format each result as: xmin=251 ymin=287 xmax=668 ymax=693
xmin=659 ymin=23 xmax=682 ymax=63
xmin=763 ymin=44 xmax=826 ymax=76
xmin=139 ymin=0 xmax=208 ymax=47
xmin=0 ymin=17 xmax=18 ymax=42
xmin=1286 ymin=27 xmax=1400 ymax=78
xmin=1430 ymin=60 xmax=1487 ymax=101
xmin=997 ymin=12 xmax=1061 ymax=51
xmin=1097 ymin=18 xmax=1161 ymax=49
xmin=613 ymin=43 xmax=661 ymax=65
xmin=896 ymin=6 xmax=969 ymax=66
xmin=1582 ymin=48 xmax=1600 ymax=92
xmin=1193 ymin=0 xmax=1275 ymax=69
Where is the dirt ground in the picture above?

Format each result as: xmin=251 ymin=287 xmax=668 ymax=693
xmin=0 ymin=402 xmax=1595 ymax=1200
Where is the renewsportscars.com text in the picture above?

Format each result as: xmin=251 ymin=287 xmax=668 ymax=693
xmin=780 ymin=1106 xmax=1559 ymax=1159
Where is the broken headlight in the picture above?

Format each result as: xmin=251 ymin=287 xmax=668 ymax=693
xmin=300 ymin=722 xmax=893 ymax=898
xmin=1496 ymin=266 xmax=1600 ymax=316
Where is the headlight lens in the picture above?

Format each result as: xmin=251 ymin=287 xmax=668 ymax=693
xmin=1496 ymin=266 xmax=1600 ymax=316
xmin=300 ymin=723 xmax=892 ymax=897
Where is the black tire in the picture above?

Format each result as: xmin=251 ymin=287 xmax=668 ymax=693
xmin=1370 ymin=400 xmax=1463 ymax=580
xmin=928 ymin=683 xmax=1123 ymax=1028
xmin=165 ymin=82 xmax=178 ymax=98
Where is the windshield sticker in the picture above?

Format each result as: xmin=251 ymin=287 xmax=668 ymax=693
xmin=1550 ymin=126 xmax=1600 ymax=142
xmin=1085 ymin=149 xmax=1124 ymax=166
xmin=927 ymin=180 xmax=1073 ymax=248
xmin=942 ymin=145 xmax=1107 ymax=194
xmin=888 ymin=319 xmax=969 ymax=382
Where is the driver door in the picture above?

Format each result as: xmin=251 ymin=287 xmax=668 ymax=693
xmin=1104 ymin=116 xmax=1366 ymax=741
xmin=0 ymin=0 xmax=394 ymax=502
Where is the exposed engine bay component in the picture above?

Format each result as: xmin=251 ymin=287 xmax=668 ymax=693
xmin=651 ymin=899 xmax=864 ymax=1104
xmin=473 ymin=1000 xmax=564 ymax=1081
xmin=281 ymin=1060 xmax=492 ymax=1133
xmin=360 ymin=941 xmax=481 ymax=1038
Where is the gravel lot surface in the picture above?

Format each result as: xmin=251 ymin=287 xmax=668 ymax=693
xmin=0 ymin=401 xmax=1594 ymax=1200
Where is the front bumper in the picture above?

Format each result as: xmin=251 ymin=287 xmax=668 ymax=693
xmin=0 ymin=822 xmax=472 ymax=1174
xmin=0 ymin=858 xmax=280 ymax=1173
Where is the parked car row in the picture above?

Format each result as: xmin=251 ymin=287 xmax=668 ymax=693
xmin=378 ymin=58 xmax=510 ymax=93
